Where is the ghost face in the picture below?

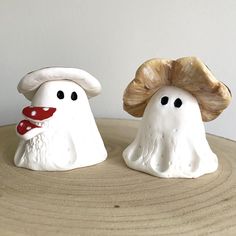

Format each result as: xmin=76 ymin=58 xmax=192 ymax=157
xmin=123 ymin=86 xmax=218 ymax=178
xmin=32 ymin=80 xmax=88 ymax=109
xmin=14 ymin=80 xmax=107 ymax=171
xmin=30 ymin=80 xmax=90 ymax=131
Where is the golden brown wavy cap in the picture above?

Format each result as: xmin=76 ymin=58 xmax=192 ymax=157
xmin=123 ymin=57 xmax=232 ymax=121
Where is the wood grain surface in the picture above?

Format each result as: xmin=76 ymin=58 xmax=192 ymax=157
xmin=0 ymin=118 xmax=235 ymax=236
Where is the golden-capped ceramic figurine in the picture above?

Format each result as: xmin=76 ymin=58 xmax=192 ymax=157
xmin=14 ymin=67 xmax=107 ymax=171
xmin=123 ymin=57 xmax=232 ymax=178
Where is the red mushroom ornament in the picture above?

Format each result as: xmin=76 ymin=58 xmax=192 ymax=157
xmin=16 ymin=107 xmax=57 ymax=140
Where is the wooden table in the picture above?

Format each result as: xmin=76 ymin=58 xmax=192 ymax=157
xmin=0 ymin=119 xmax=235 ymax=235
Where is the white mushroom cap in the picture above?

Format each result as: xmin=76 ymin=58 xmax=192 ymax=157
xmin=18 ymin=67 xmax=102 ymax=100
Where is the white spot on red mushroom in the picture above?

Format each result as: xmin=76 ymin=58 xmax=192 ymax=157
xmin=31 ymin=111 xmax=36 ymax=116
xmin=26 ymin=126 xmax=32 ymax=130
xmin=43 ymin=107 xmax=49 ymax=111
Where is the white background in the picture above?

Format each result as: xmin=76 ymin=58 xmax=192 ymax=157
xmin=0 ymin=0 xmax=235 ymax=140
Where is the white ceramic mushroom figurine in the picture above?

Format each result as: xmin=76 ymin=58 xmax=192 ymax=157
xmin=123 ymin=57 xmax=232 ymax=178
xmin=14 ymin=67 xmax=107 ymax=171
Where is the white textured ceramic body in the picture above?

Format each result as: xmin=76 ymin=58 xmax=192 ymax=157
xmin=123 ymin=86 xmax=218 ymax=178
xmin=14 ymin=80 xmax=107 ymax=171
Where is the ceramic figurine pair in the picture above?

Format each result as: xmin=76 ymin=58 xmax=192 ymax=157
xmin=14 ymin=57 xmax=232 ymax=178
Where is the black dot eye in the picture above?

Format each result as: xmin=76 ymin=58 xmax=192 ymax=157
xmin=161 ymin=96 xmax=169 ymax=105
xmin=57 ymin=90 xmax=64 ymax=99
xmin=71 ymin=91 xmax=78 ymax=101
xmin=174 ymin=98 xmax=182 ymax=108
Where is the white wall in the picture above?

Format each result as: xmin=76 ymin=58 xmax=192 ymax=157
xmin=0 ymin=0 xmax=235 ymax=140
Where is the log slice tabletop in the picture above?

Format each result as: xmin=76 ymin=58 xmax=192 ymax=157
xmin=0 ymin=119 xmax=235 ymax=235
